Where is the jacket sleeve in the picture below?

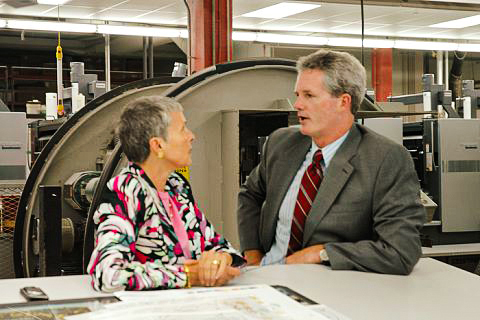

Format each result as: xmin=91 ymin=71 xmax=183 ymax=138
xmin=325 ymin=145 xmax=426 ymax=275
xmin=237 ymin=135 xmax=269 ymax=252
xmin=87 ymin=175 xmax=188 ymax=292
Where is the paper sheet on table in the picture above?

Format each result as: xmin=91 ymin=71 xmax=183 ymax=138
xmin=66 ymin=285 xmax=329 ymax=320
xmin=309 ymin=304 xmax=353 ymax=320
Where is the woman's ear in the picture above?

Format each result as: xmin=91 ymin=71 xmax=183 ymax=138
xmin=149 ymin=137 xmax=165 ymax=155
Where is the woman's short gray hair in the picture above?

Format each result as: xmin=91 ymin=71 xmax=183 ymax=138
xmin=117 ymin=96 xmax=184 ymax=163
xmin=297 ymin=49 xmax=366 ymax=114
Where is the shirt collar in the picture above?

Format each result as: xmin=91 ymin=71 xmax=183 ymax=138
xmin=310 ymin=128 xmax=351 ymax=169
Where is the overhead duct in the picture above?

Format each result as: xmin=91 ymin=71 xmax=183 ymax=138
xmin=2 ymin=0 xmax=36 ymax=8
xmin=449 ymin=51 xmax=467 ymax=103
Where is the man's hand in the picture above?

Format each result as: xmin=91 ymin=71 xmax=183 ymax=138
xmin=244 ymin=249 xmax=264 ymax=266
xmin=286 ymin=244 xmax=325 ymax=264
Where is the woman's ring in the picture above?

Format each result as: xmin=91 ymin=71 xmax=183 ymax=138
xmin=212 ymin=260 xmax=220 ymax=265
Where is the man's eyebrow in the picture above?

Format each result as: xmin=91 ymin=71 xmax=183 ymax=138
xmin=297 ymin=89 xmax=312 ymax=93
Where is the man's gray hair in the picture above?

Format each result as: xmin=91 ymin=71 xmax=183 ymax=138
xmin=117 ymin=96 xmax=184 ymax=163
xmin=297 ymin=49 xmax=366 ymax=114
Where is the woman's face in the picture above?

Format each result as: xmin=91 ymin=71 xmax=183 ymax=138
xmin=162 ymin=111 xmax=195 ymax=169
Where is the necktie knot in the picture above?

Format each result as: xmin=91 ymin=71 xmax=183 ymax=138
xmin=312 ymin=150 xmax=323 ymax=169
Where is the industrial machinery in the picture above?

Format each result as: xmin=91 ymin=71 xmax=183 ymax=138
xmin=456 ymin=80 xmax=480 ymax=119
xmin=392 ymin=72 xmax=480 ymax=245
xmin=389 ymin=73 xmax=459 ymax=118
xmin=14 ymin=59 xmax=424 ymax=278
xmin=0 ymin=112 xmax=27 ymax=279
xmin=0 ymin=112 xmax=27 ymax=185
xmin=421 ymin=118 xmax=480 ymax=244
xmin=62 ymin=62 xmax=107 ymax=115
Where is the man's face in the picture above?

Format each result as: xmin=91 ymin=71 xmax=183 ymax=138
xmin=294 ymin=69 xmax=351 ymax=140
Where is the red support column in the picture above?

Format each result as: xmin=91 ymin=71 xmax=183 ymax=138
xmin=372 ymin=48 xmax=392 ymax=102
xmin=186 ymin=0 xmax=233 ymax=73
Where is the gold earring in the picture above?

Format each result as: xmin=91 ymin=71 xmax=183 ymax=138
xmin=157 ymin=150 xmax=164 ymax=159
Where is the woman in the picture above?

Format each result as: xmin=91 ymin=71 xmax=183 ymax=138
xmin=87 ymin=96 xmax=245 ymax=292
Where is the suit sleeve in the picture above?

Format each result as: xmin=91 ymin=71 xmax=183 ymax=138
xmin=237 ymin=136 xmax=269 ymax=252
xmin=325 ymin=145 xmax=426 ymax=275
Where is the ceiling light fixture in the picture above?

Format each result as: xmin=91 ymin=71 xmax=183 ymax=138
xmin=2 ymin=19 xmax=480 ymax=53
xmin=242 ymin=2 xmax=321 ymax=19
xmin=393 ymin=40 xmax=459 ymax=51
xmin=256 ymin=33 xmax=328 ymax=45
xmin=426 ymin=0 xmax=480 ymax=4
xmin=231 ymin=31 xmax=480 ymax=52
xmin=327 ymin=37 xmax=363 ymax=47
xmin=7 ymin=19 xmax=96 ymax=33
xmin=430 ymin=14 xmax=480 ymax=29
xmin=97 ymin=25 xmax=183 ymax=37
xmin=36 ymin=0 xmax=71 ymax=5
xmin=232 ymin=31 xmax=257 ymax=42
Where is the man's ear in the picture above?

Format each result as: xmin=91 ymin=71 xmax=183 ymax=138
xmin=339 ymin=93 xmax=352 ymax=112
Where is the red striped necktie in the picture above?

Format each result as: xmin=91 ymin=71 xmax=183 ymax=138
xmin=288 ymin=149 xmax=324 ymax=255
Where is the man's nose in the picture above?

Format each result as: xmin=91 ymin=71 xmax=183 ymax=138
xmin=294 ymin=98 xmax=303 ymax=110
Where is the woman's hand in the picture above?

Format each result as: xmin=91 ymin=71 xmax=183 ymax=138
xmin=184 ymin=261 xmax=240 ymax=287
xmin=184 ymin=251 xmax=237 ymax=287
xmin=214 ymin=265 xmax=241 ymax=286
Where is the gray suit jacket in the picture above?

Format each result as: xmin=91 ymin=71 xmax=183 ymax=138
xmin=237 ymin=124 xmax=425 ymax=275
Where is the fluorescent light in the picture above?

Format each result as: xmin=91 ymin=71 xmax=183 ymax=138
xmin=243 ymin=2 xmax=321 ymax=19
xmin=232 ymin=31 xmax=257 ymax=42
xmin=179 ymin=29 xmax=189 ymax=39
xmin=458 ymin=43 xmax=480 ymax=52
xmin=2 ymin=18 xmax=480 ymax=53
xmin=256 ymin=33 xmax=327 ymax=45
xmin=327 ymin=38 xmax=394 ymax=48
xmin=7 ymin=19 xmax=96 ymax=33
xmin=97 ymin=25 xmax=182 ymax=37
xmin=430 ymin=14 xmax=480 ymax=29
xmin=427 ymin=0 xmax=480 ymax=4
xmin=363 ymin=39 xmax=394 ymax=48
xmin=37 ymin=0 xmax=70 ymax=4
xmin=394 ymin=40 xmax=459 ymax=51
xmin=327 ymin=37 xmax=363 ymax=47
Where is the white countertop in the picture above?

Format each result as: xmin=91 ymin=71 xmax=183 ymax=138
xmin=422 ymin=243 xmax=480 ymax=257
xmin=1 ymin=258 xmax=479 ymax=320
xmin=232 ymin=258 xmax=480 ymax=320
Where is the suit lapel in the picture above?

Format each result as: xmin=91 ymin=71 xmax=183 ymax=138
xmin=269 ymin=132 xmax=311 ymax=228
xmin=303 ymin=124 xmax=362 ymax=244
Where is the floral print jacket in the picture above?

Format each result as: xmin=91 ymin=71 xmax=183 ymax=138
xmin=87 ymin=163 xmax=244 ymax=292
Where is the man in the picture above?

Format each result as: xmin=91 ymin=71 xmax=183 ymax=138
xmin=237 ymin=49 xmax=425 ymax=275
